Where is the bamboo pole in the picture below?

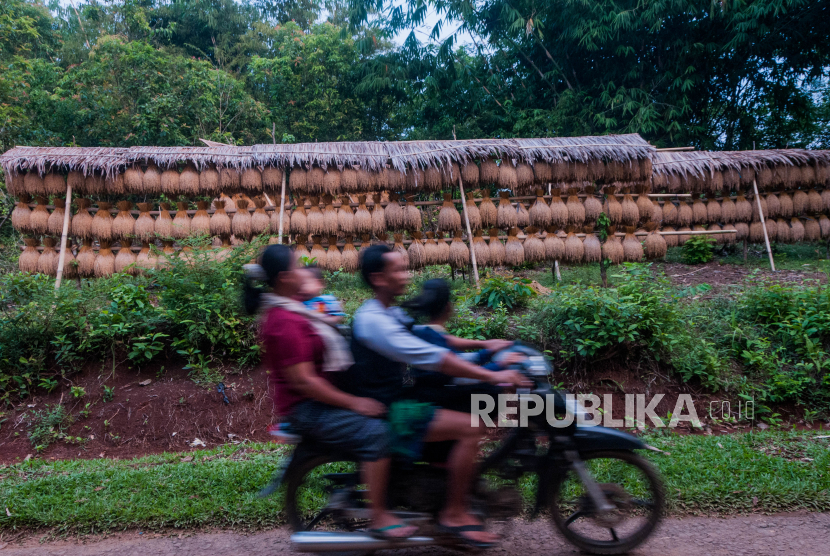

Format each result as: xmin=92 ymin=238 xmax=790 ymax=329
xmin=277 ymin=171 xmax=287 ymax=244
xmin=752 ymin=179 xmax=776 ymax=271
xmin=457 ymin=176 xmax=479 ymax=285
xmin=54 ymin=184 xmax=73 ymax=289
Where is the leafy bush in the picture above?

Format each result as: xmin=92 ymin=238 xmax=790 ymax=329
xmin=681 ymin=235 xmax=715 ymax=264
xmin=474 ymin=275 xmax=536 ymax=309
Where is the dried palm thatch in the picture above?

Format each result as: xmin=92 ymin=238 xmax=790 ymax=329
xmin=790 ymin=217 xmax=805 ymax=242
xmin=806 ymin=189 xmax=822 ymax=214
xmin=750 ymin=194 xmax=768 ymax=222
xmin=403 ymin=195 xmax=422 ymax=231
xmin=498 ymin=162 xmax=518 ymax=191
xmin=115 ymin=242 xmax=138 ymax=275
xmin=543 ymin=226 xmax=565 ymax=261
xmin=307 ymin=196 xmax=325 ymax=235
xmin=232 ymin=199 xmax=252 ymax=239
xmin=336 ymin=195 xmax=355 ymax=234
xmin=161 ymin=166 xmax=181 ymax=197
xmin=28 ymin=196 xmax=49 ymax=235
xmin=479 ymin=158 xmax=499 ymax=184
xmin=488 ymin=228 xmax=505 ymax=266
xmin=90 ymin=201 xmax=113 ymax=240
xmin=94 ymin=240 xmax=115 ymax=277
xmin=503 ymin=228 xmax=524 ymax=266
xmin=622 ymin=227 xmax=644 ymax=262
xmin=516 ymin=200 xmax=530 ymax=227
xmin=479 ymin=190 xmax=497 ymax=228
xmin=19 ymin=238 xmax=40 ymax=273
xmin=409 ymin=231 xmax=427 ymax=269
xmin=385 ymin=192 xmax=404 ymax=230
xmin=604 ymin=186 xmax=623 ymax=224
xmin=113 ymin=201 xmax=135 ymax=239
xmin=46 ymin=198 xmax=67 ymax=236
xmin=435 ymin=232 xmax=450 ymax=264
xmin=76 ymin=238 xmax=95 ymax=276
xmin=549 ymin=188 xmax=569 ymax=229
xmin=289 ymin=167 xmax=308 ymax=193
xmin=644 ymin=223 xmax=667 ymax=259
xmin=461 ymin=162 xmax=480 ymax=186
xmin=522 ymin=227 xmax=545 ymax=263
xmin=391 ymin=233 xmax=410 ymax=268
xmin=439 ymin=193 xmax=462 ymax=231
xmin=37 ymin=237 xmax=57 ymax=276
xmin=705 ymin=198 xmax=722 ymax=223
xmin=44 ymin=172 xmax=66 ymax=197
xmin=251 ymin=197 xmax=270 ymax=235
xmin=310 ymin=235 xmax=328 ymax=267
xmin=792 ymin=190 xmax=808 ymax=215
xmin=529 ymin=188 xmax=552 ymax=228
xmin=464 ymin=192 xmax=482 ymax=230
xmin=563 ymin=227 xmax=584 ymax=264
xmin=12 ymin=193 xmax=33 ymax=232
xmin=291 ymin=199 xmax=309 ymax=236
xmin=819 ymin=215 xmax=830 ymax=238
xmin=621 ymin=189 xmax=639 ymax=226
xmin=651 ymin=199 xmax=663 ymax=224
xmin=583 ymin=186 xmax=602 ymax=223
xmin=582 ymin=225 xmax=602 ymax=263
xmin=325 ymin=236 xmax=342 ymax=271
xmin=804 ymin=217 xmax=820 ymax=241
xmin=691 ymin=195 xmax=708 ymax=224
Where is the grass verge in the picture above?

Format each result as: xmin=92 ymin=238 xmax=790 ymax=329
xmin=0 ymin=431 xmax=828 ymax=534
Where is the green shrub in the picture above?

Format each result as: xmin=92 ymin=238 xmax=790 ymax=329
xmin=474 ymin=275 xmax=536 ymax=309
xmin=681 ymin=235 xmax=714 ymax=264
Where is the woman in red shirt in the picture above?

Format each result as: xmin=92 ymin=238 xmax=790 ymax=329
xmin=245 ymin=244 xmax=416 ymax=539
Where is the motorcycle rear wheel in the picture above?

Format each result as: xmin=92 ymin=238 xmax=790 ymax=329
xmin=547 ymin=450 xmax=664 ymax=555
xmin=284 ymin=454 xmax=364 ymax=533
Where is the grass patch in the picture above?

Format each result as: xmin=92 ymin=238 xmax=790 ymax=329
xmin=1 ymin=432 xmax=828 ymax=534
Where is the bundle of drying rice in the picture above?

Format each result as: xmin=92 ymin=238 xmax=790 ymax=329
xmin=461 ymin=162 xmax=480 ymax=186
xmin=310 ymin=236 xmax=328 ymax=267
xmin=385 ymin=193 xmax=404 ymax=230
xmin=504 ymin=228 xmax=524 ymax=266
xmin=136 ymin=241 xmax=157 ymax=273
xmin=792 ymin=190 xmax=808 ymax=215
xmin=341 ymin=235 xmax=359 ymax=273
xmin=721 ymin=224 xmax=738 ymax=244
xmin=19 ymin=238 xmax=40 ymax=273
xmin=659 ymin=226 xmax=677 ymax=248
xmin=141 ymin=162 xmax=161 ymax=195
xmin=134 ymin=203 xmax=155 ymax=241
xmin=479 ymin=190 xmax=497 ymax=228
xmin=29 ymin=196 xmax=49 ymax=235
xmin=307 ymin=167 xmax=325 ymax=194
xmin=748 ymin=221 xmax=766 ymax=243
xmin=529 ymin=189 xmax=552 ymax=228
xmin=544 ymin=226 xmax=565 ymax=261
xmin=403 ymin=196 xmax=422 ymax=231
xmin=441 ymin=162 xmax=460 ymax=187
xmin=563 ymin=227 xmax=584 ymax=264
xmin=220 ymin=194 xmax=237 ymax=212
xmin=66 ymin=171 xmax=84 ymax=196
xmin=722 ymin=168 xmax=741 ymax=190
xmin=94 ymin=240 xmax=115 ymax=277
xmin=750 ymin=194 xmax=768 ymax=222
xmin=771 ymin=165 xmax=789 ymax=188
xmin=179 ymin=163 xmax=200 ymax=196
xmin=37 ymin=237 xmax=58 ymax=276
xmin=622 ymin=227 xmax=644 ymax=262
xmin=290 ymin=199 xmax=309 ymax=236
xmin=644 ymin=223 xmax=667 ymax=259
xmin=621 ymin=189 xmax=639 ymax=226
xmin=44 ymin=172 xmax=66 ymax=197
xmin=775 ymin=218 xmax=791 ymax=243
xmin=734 ymin=193 xmax=752 ymax=222
xmin=488 ymin=228 xmax=505 ymax=266
xmin=353 ymin=195 xmax=371 ymax=235
xmin=325 ymin=236 xmax=342 ymax=272
xmin=565 ymin=188 xmax=586 ymax=226
xmin=209 ymin=200 xmax=231 ymax=237
xmin=124 ymin=165 xmax=144 ymax=194
xmin=373 ymin=167 xmax=390 ymax=190
xmin=479 ymin=158 xmax=500 ymax=184
xmin=232 ymin=199 xmax=252 ymax=240
xmin=756 ymin=166 xmax=773 ymax=188
xmin=241 ymin=166 xmax=267 ymax=193
xmin=800 ymin=165 xmax=817 ymax=187
xmin=807 ymin=189 xmax=823 ymax=213
xmin=189 ymin=201 xmax=210 ymax=237
xmin=705 ymin=170 xmax=724 ymax=192
xmin=113 ymin=201 xmax=135 ymax=239
xmin=46 ymin=198 xmax=65 ymax=236
xmin=438 ymin=193 xmax=462 ymax=231
xmin=822 ymin=189 xmax=830 ymax=212
xmin=294 ymin=237 xmax=310 ymax=260
xmin=720 ymin=196 xmax=736 ymax=223
xmin=371 ymin=194 xmax=386 ymax=236
xmin=198 ymin=165 xmax=220 ymax=196
xmin=155 ymin=240 xmax=176 ymax=269
xmin=12 ymin=193 xmax=32 ymax=232
xmin=498 ymin=161 xmax=518 ymax=191
xmin=516 ymin=200 xmax=530 ymax=227
xmin=54 ymin=245 xmax=76 ymax=277
xmin=707 ymin=223 xmax=725 ymax=244
xmin=738 ymin=166 xmax=755 ymax=189
xmin=765 ymin=193 xmax=781 ymax=218
xmin=676 ymin=201 xmax=693 ymax=227
xmin=393 ymin=234 xmax=411 ymax=268
xmin=661 ymin=199 xmax=678 ymax=226
xmin=170 ymin=201 xmax=191 ymax=239
xmin=323 ymin=169 xmax=341 ymax=195
xmin=90 ymin=202 xmax=113 ymax=240
xmin=115 ymin=242 xmax=138 ymax=275
xmin=76 ymin=238 xmax=96 ymax=277
xmin=289 ymin=167 xmax=307 ymax=193
xmin=636 ymin=187 xmax=653 ymax=221
xmin=604 ymin=187 xmax=623 ymax=224
xmin=692 ymin=195 xmax=708 ymax=224
xmin=651 ymin=199 xmax=663 ymax=224
xmin=405 ymin=167 xmax=425 ymax=191
xmin=533 ymin=160 xmax=552 ymax=184
xmin=220 ymin=167 xmax=242 ymax=191
xmin=307 ymin=196 xmax=325 ymax=235
xmin=464 ymin=193 xmax=482 ymax=230
xmin=424 ymin=232 xmax=440 ymax=265
xmin=435 ymin=232 xmax=450 ymax=264
xmin=262 ymin=166 xmax=284 ymax=195
xmin=340 ymin=168 xmax=359 ymax=192
xmin=549 ymin=188 xmax=569 ymax=229
xmin=250 ymin=197 xmax=270 ymax=235
xmin=24 ymin=171 xmax=44 ymax=196
xmin=790 ymin=217 xmax=805 ymax=242
xmin=571 ymin=161 xmax=589 ymax=184
xmin=409 ymin=231 xmax=427 ymax=269
xmin=515 ymin=162 xmax=535 ymax=193
xmin=7 ymin=172 xmax=25 ymax=196
xmin=337 ymin=196 xmax=355 ymax=234
xmin=582 ymin=225 xmax=602 ymax=263
xmin=523 ymin=227 xmax=545 ymax=263
xmin=161 ymin=166 xmax=181 ymax=197
xmin=819 ymin=215 xmax=830 ymax=238
xmin=733 ymin=222 xmax=748 ymax=242
xmin=583 ymin=186 xmax=603 ymax=223
xmin=776 ymin=192 xmax=793 ymax=219
xmin=676 ymin=226 xmax=692 ymax=245
xmin=424 ymin=167 xmax=442 ymax=191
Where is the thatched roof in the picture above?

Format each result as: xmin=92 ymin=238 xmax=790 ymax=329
xmin=2 ymin=134 xmax=653 ymax=178
xmin=652 ymin=149 xmax=830 ymax=177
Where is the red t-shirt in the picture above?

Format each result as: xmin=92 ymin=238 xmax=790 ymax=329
xmin=261 ymin=307 xmax=326 ymax=416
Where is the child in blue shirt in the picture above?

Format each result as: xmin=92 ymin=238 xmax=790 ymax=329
xmin=297 ymin=265 xmax=345 ymax=325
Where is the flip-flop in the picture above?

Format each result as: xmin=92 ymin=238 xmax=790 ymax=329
xmin=368 ymin=523 xmax=418 ymax=541
xmin=436 ymin=523 xmax=499 ymax=549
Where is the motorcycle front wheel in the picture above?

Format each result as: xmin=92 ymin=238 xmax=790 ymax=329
xmin=547 ymin=450 xmax=664 ymax=555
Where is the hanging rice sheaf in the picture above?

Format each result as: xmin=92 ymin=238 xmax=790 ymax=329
xmin=604 ymin=186 xmax=623 ymax=224
xmin=289 ymin=167 xmax=308 ymax=193
xmin=65 ymin=171 xmax=84 ymax=196
xmin=310 ymin=235 xmax=327 ymax=267
xmin=170 ymin=201 xmax=190 ymax=239
xmin=136 ymin=241 xmax=157 ymax=273
xmin=178 ymin=163 xmax=199 ymax=196
xmin=790 ymin=217 xmax=805 ymax=242
xmin=705 ymin=169 xmax=724 ymax=192
xmin=306 ymin=167 xmax=325 ymax=194
xmin=385 ymin=192 xmax=404 ymax=230
xmin=113 ymin=201 xmax=135 ymax=239
xmin=219 ymin=167 xmax=241 ymax=191
xmin=543 ymin=226 xmax=564 ymax=262
xmin=529 ymin=188 xmax=552 ymax=228
xmin=139 ymin=162 xmax=160 ymax=195
xmin=722 ymin=168 xmax=740 ymax=190
xmin=352 ymin=195 xmax=371 ymax=235
xmin=435 ymin=231 xmax=450 ymax=264
xmin=661 ymin=198 xmax=678 ymax=226
xmin=516 ymin=199 xmax=530 ymax=227
xmin=821 ymin=189 xmax=830 ymax=212
xmin=405 ymin=167 xmax=425 ymax=192
xmin=250 ymin=197 xmax=270 ymax=235
xmin=44 ymin=172 xmax=66 ymax=197
xmin=659 ymin=226 xmax=677 ymax=248
xmin=756 ymin=166 xmax=773 ymax=188
xmin=706 ymin=223 xmax=724 ymax=244
xmin=439 ymin=193 xmax=461 ymax=231
xmin=115 ymin=242 xmax=138 ymax=275
xmin=522 ymin=227 xmax=545 ymax=263
xmin=325 ymin=236 xmax=342 ymax=272
xmin=621 ymin=189 xmax=639 ymax=226
xmin=676 ymin=200 xmax=693 ymax=227
xmin=70 ymin=198 xmax=94 ymax=239
xmin=294 ymin=237 xmax=310 ymax=260
xmin=90 ymin=201 xmax=113 ymax=240
xmin=261 ymin=166 xmax=284 ymax=195
xmin=207 ymin=200 xmax=230 ymax=237
xmin=721 ymin=224 xmax=737 ymax=244
xmin=441 ymin=162 xmax=460 ymax=188
xmin=47 ymin=201 xmax=69 ymax=237
xmin=29 ymin=196 xmax=50 ymax=235
xmin=563 ymin=227 xmax=584 ymax=264
xmin=19 ymin=238 xmax=40 ymax=273
xmin=748 ymin=221 xmax=766 ymax=243
xmin=337 ymin=195 xmax=355 ymax=234
xmin=93 ymin=240 xmax=115 ymax=277
xmin=340 ymin=168 xmax=359 ymax=192
xmin=464 ymin=192 xmax=482 ymax=230
xmin=37 ymin=237 xmax=57 ymax=276
xmin=738 ymin=166 xmax=755 ymax=189
xmin=445 ymin=230 xmax=468 ymax=269
xmin=475 ymin=158 xmax=497 ymax=185
xmin=488 ymin=228 xmax=505 ymax=266
xmin=231 ymin=199 xmax=252 ymax=240
xmin=750 ymin=194 xmax=768 ymax=222
xmin=196 ymin=165 xmax=219 ymax=196
xmin=290 ymin=198 xmax=309 ymax=236
xmin=548 ymin=188 xmax=569 ymax=230
xmin=461 ymin=162 xmax=480 ymax=187
xmin=566 ymin=188 xmax=586 ymax=226
xmin=582 ymin=225 xmax=602 ymax=263
xmin=776 ymin=192 xmax=793 ymax=219
xmin=373 ymin=167 xmax=390 ymax=191
xmin=307 ymin=196 xmax=325 ymax=235
xmin=403 ymin=195 xmax=422 ymax=231
xmin=504 ymin=228 xmax=524 ymax=266
xmin=424 ymin=167 xmax=442 ymax=191
xmin=806 ymin=189 xmax=823 ymax=214
xmin=498 ymin=161 xmax=518 ymax=191
xmin=322 ymin=169 xmax=341 ymax=195
xmin=602 ymin=226 xmax=625 ymax=264
xmin=371 ymin=194 xmax=386 ymax=236
xmin=644 ymin=223 xmax=668 ymax=259
xmin=800 ymin=165 xmax=817 ymax=187
xmin=161 ymin=166 xmax=181 ymax=197
xmin=676 ymin=226 xmax=692 ymax=245
xmin=582 ymin=186 xmax=602 ymax=223
xmin=187 ymin=201 xmax=210 ymax=237
xmin=57 ymin=241 xmax=77 ymax=278
xmin=533 ymin=160 xmax=552 ymax=185
xmin=775 ymin=218 xmax=791 ymax=243
xmin=341 ymin=235 xmax=359 ymax=273
xmin=818 ymin=215 xmax=830 ymax=238
xmin=12 ymin=193 xmax=33 ymax=232
xmin=515 ymin=163 xmax=535 ymax=193
xmin=651 ymin=171 xmax=667 ymax=191
xmin=8 ymin=172 xmax=28 ymax=197
xmin=622 ymin=227 xmax=644 ymax=262
xmin=386 ymin=168 xmax=406 ymax=192
xmin=692 ymin=194 xmax=708 ymax=224
xmin=570 ymin=160 xmax=589 ymax=184
xmin=771 ymin=165 xmax=790 ymax=189
xmin=24 ymin=171 xmax=45 ymax=196
xmin=792 ymin=190 xmax=808 ymax=216
xmin=765 ymin=193 xmax=780 ymax=219
xmin=392 ymin=233 xmax=410 ymax=268
xmin=651 ymin=199 xmax=663 ymax=224
xmin=75 ymin=238 xmax=95 ymax=277
xmin=409 ymin=231 xmax=427 ymax=270
xmin=719 ymin=196 xmax=736 ymax=224
xmin=423 ymin=232 xmax=439 ymax=265
xmin=479 ymin=190 xmax=497 ymax=228
xmin=156 ymin=240 xmax=176 ymax=269
xmin=732 ymin=222 xmax=748 ymax=242
xmin=134 ymin=203 xmax=155 ymax=241
xmin=636 ymin=187 xmax=652 ymax=221
xmin=734 ymin=193 xmax=752 ymax=222
xmin=125 ymin=165 xmax=144 ymax=194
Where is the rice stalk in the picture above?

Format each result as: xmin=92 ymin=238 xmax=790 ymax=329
xmin=403 ymin=195 xmax=422 ymax=231
xmin=563 ymin=227 xmax=584 ymax=264
xmin=529 ymin=188 xmax=552 ymax=228
xmin=792 ymin=190 xmax=808 ymax=215
xmin=38 ymin=237 xmax=58 ymax=276
xmin=790 ymin=217 xmax=805 ymax=242
xmin=583 ymin=186 xmax=602 ymax=223
xmin=479 ymin=190 xmax=497 ymax=228
xmin=549 ymin=188 xmax=569 ymax=229
xmin=115 ymin=242 xmax=138 ymax=275
xmin=44 ymin=172 xmax=66 ymax=196
xmin=582 ymin=225 xmax=602 ymax=263
xmin=94 ymin=240 xmax=115 ymax=277
xmin=644 ymin=223 xmax=667 ymax=259
xmin=464 ymin=192 xmax=482 ymax=230
xmin=523 ymin=226 xmax=545 ymax=263
xmin=161 ymin=167 xmax=181 ymax=197
xmin=408 ymin=231 xmax=427 ymax=269
xmin=621 ymin=189 xmax=639 ymax=226
xmin=516 ymin=199 xmax=530 ymax=227
xmin=488 ymin=228 xmax=505 ymax=266
xmin=251 ymin=197 xmax=270 ymax=235
xmin=180 ymin=163 xmax=200 ymax=196
xmin=289 ymin=167 xmax=308 ymax=193
xmin=439 ymin=193 xmax=462 ymax=231
xmin=113 ymin=201 xmax=136 ymax=239
xmin=12 ymin=193 xmax=32 ymax=232
xmin=232 ymin=199 xmax=252 ymax=240
xmin=498 ymin=162 xmax=518 ymax=191
xmin=604 ymin=186 xmax=623 ymax=224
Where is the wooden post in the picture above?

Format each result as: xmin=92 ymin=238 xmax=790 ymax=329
xmin=457 ymin=176 xmax=480 ymax=285
xmin=554 ymin=260 xmax=562 ymax=282
xmin=277 ymin=171 xmax=287 ymax=244
xmin=743 ymin=239 xmax=748 ymax=262
xmin=752 ymin=179 xmax=776 ymax=271
xmin=54 ymin=184 xmax=73 ymax=289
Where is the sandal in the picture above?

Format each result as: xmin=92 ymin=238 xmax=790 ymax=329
xmin=368 ymin=523 xmax=418 ymax=541
xmin=436 ymin=523 xmax=499 ymax=549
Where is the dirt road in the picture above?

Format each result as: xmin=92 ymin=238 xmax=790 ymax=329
xmin=1 ymin=513 xmax=827 ymax=556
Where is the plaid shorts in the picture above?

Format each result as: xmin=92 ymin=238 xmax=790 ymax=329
xmin=290 ymin=400 xmax=390 ymax=462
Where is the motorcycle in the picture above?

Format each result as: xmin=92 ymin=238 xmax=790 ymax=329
xmin=273 ymin=345 xmax=664 ymax=555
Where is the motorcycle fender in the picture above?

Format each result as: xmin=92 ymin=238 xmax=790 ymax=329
xmin=572 ymin=425 xmax=646 ymax=451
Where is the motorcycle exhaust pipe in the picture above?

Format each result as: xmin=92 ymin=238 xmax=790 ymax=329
xmin=291 ymin=531 xmax=439 ymax=552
